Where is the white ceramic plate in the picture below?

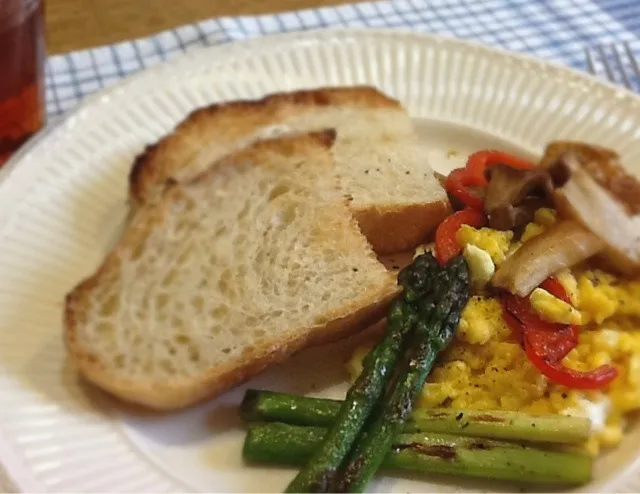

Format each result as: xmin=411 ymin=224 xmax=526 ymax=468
xmin=0 ymin=28 xmax=639 ymax=493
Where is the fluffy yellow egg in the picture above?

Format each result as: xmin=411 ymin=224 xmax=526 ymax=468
xmin=597 ymin=424 xmax=624 ymax=447
xmin=462 ymin=244 xmax=494 ymax=290
xmin=556 ymin=269 xmax=580 ymax=306
xmin=578 ymin=274 xmax=618 ymax=324
xmin=347 ymin=207 xmax=640 ymax=457
xmin=520 ymin=208 xmax=558 ymax=244
xmin=574 ymin=270 xmax=640 ymax=322
xmin=534 ymin=207 xmax=558 ymax=227
xmin=521 ymin=222 xmax=546 ymax=243
xmin=530 ymin=287 xmax=582 ymax=325
xmin=456 ymin=225 xmax=513 ymax=264
xmin=457 ymin=296 xmax=506 ymax=345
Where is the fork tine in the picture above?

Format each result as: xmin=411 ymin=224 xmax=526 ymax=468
xmin=597 ymin=44 xmax=617 ymax=83
xmin=624 ymin=41 xmax=640 ymax=85
xmin=612 ymin=44 xmax=633 ymax=89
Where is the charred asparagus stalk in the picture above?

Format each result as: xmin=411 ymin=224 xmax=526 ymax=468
xmin=240 ymin=390 xmax=591 ymax=444
xmin=243 ymin=423 xmax=592 ymax=486
xmin=284 ymin=254 xmax=439 ymax=493
xmin=336 ymin=256 xmax=471 ymax=492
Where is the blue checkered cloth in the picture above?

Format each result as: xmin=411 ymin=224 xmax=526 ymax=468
xmin=46 ymin=0 xmax=640 ymax=118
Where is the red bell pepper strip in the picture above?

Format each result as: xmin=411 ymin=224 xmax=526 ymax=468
xmin=466 ymin=150 xmax=535 ymax=187
xmin=540 ymin=278 xmax=570 ymax=303
xmin=528 ymin=278 xmax=580 ymax=360
xmin=524 ymin=338 xmax=618 ymax=390
xmin=501 ymin=277 xmax=617 ymax=389
xmin=434 ymin=208 xmax=486 ymax=266
xmin=524 ymin=322 xmax=579 ymax=363
xmin=502 ymin=289 xmax=578 ymax=361
xmin=445 ymin=168 xmax=485 ymax=211
xmin=445 ymin=150 xmax=536 ymax=211
xmin=437 ymin=149 xmax=535 ymax=266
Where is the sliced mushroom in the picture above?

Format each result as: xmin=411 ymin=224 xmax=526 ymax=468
xmin=541 ymin=142 xmax=640 ymax=274
xmin=483 ymin=164 xmax=555 ymax=230
xmin=486 ymin=197 xmax=549 ymax=232
xmin=492 ymin=220 xmax=605 ymax=297
xmin=541 ymin=141 xmax=640 ymax=215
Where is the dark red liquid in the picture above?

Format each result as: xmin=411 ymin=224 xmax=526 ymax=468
xmin=0 ymin=0 xmax=45 ymax=166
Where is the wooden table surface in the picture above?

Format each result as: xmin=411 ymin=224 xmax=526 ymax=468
xmin=46 ymin=0 xmax=356 ymax=54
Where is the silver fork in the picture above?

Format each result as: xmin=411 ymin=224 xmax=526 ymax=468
xmin=585 ymin=41 xmax=640 ymax=90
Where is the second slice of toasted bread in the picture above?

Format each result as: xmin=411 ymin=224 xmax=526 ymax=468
xmin=65 ymin=131 xmax=399 ymax=410
xmin=129 ymin=86 xmax=450 ymax=253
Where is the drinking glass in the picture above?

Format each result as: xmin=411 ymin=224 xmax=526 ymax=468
xmin=0 ymin=0 xmax=46 ymax=166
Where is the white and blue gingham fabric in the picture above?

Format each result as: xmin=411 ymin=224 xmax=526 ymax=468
xmin=46 ymin=0 xmax=640 ymax=118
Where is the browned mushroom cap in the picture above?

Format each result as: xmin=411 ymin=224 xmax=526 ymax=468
xmin=492 ymin=220 xmax=604 ymax=296
xmin=540 ymin=143 xmax=640 ymax=275
xmin=541 ymin=141 xmax=640 ymax=215
xmin=491 ymin=141 xmax=640 ymax=295
xmin=483 ymin=164 xmax=555 ymax=230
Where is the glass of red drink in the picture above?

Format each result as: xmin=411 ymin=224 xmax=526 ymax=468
xmin=0 ymin=0 xmax=45 ymax=166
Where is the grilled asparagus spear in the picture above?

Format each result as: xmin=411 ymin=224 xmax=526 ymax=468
xmin=336 ymin=257 xmax=470 ymax=493
xmin=284 ymin=254 xmax=439 ymax=493
xmin=239 ymin=390 xmax=591 ymax=444
xmin=243 ymin=422 xmax=592 ymax=486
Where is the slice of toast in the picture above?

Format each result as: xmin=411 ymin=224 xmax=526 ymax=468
xmin=129 ymin=86 xmax=450 ymax=254
xmin=65 ymin=131 xmax=399 ymax=410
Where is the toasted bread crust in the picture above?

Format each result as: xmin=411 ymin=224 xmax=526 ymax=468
xmin=129 ymin=85 xmax=449 ymax=255
xmin=129 ymin=86 xmax=401 ymax=206
xmin=66 ymin=130 xmax=399 ymax=410
xmin=354 ymin=200 xmax=451 ymax=254
xmin=65 ymin=289 xmax=396 ymax=410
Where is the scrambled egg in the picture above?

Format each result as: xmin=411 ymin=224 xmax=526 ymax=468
xmin=557 ymin=268 xmax=580 ymax=305
xmin=520 ymin=222 xmax=546 ymax=243
xmin=462 ymin=244 xmax=494 ymax=290
xmin=530 ymin=287 xmax=582 ymax=325
xmin=456 ymin=225 xmax=513 ymax=264
xmin=349 ymin=207 xmax=640 ymax=456
xmin=534 ymin=207 xmax=558 ymax=227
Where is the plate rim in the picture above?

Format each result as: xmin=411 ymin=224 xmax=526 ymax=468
xmin=4 ymin=26 xmax=639 ymax=187
xmin=4 ymin=25 xmax=639 ymax=237
xmin=1 ymin=27 xmax=640 ymax=493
